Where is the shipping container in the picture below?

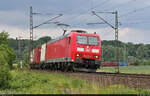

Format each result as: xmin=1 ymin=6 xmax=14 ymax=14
xmin=119 ymin=62 xmax=128 ymax=66
xmin=40 ymin=44 xmax=46 ymax=62
xmin=130 ymin=62 xmax=134 ymax=66
xmin=30 ymin=50 xmax=34 ymax=63
xmin=33 ymin=46 xmax=41 ymax=63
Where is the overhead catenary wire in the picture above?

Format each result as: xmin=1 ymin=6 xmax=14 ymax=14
xmin=103 ymin=0 xmax=139 ymax=11
xmin=91 ymin=0 xmax=112 ymax=11
xmin=119 ymin=4 xmax=150 ymax=18
xmin=100 ymin=3 xmax=150 ymax=27
xmin=64 ymin=0 xmax=111 ymax=26
xmin=121 ymin=21 xmax=150 ymax=26
xmin=92 ymin=0 xmax=150 ymax=26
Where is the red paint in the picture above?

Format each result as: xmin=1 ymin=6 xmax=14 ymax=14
xmin=130 ymin=62 xmax=134 ymax=66
xmin=45 ymin=36 xmax=71 ymax=60
xmin=33 ymin=46 xmax=41 ymax=63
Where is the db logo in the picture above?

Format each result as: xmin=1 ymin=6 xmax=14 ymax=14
xmin=84 ymin=55 xmax=90 ymax=58
xmin=86 ymin=49 xmax=90 ymax=52
xmin=86 ymin=46 xmax=90 ymax=52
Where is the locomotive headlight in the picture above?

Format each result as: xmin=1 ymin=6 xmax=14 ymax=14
xmin=77 ymin=54 xmax=82 ymax=57
xmin=92 ymin=49 xmax=99 ymax=53
xmin=77 ymin=54 xmax=79 ymax=56
xmin=77 ymin=47 xmax=84 ymax=52
xmin=94 ymin=56 xmax=98 ymax=58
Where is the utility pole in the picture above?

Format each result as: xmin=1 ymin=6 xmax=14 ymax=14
xmin=18 ymin=36 xmax=22 ymax=69
xmin=124 ymin=44 xmax=127 ymax=63
xmin=101 ymin=46 xmax=104 ymax=62
xmin=18 ymin=36 xmax=21 ymax=59
xmin=114 ymin=11 xmax=119 ymax=73
xmin=91 ymin=11 xmax=119 ymax=73
xmin=29 ymin=6 xmax=33 ymax=64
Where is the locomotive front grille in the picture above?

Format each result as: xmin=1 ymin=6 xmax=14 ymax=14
xmin=75 ymin=58 xmax=95 ymax=64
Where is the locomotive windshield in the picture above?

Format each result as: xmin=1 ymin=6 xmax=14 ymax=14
xmin=76 ymin=35 xmax=99 ymax=45
xmin=76 ymin=35 xmax=87 ymax=44
xmin=88 ymin=36 xmax=99 ymax=45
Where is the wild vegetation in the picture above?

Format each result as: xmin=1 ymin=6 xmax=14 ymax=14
xmin=0 ymin=31 xmax=16 ymax=89
xmin=0 ymin=70 xmax=150 ymax=94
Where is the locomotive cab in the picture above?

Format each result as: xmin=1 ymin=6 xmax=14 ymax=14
xmin=70 ymin=30 xmax=101 ymax=70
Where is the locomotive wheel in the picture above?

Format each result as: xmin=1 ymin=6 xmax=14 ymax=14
xmin=60 ymin=62 xmax=69 ymax=72
xmin=64 ymin=65 xmax=69 ymax=72
xmin=60 ymin=63 xmax=64 ymax=72
xmin=29 ymin=64 xmax=33 ymax=69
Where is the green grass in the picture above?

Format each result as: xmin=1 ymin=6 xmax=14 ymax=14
xmin=0 ymin=70 xmax=150 ymax=94
xmin=97 ymin=66 xmax=150 ymax=74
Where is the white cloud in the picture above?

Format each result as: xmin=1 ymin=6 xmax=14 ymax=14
xmin=119 ymin=27 xmax=150 ymax=44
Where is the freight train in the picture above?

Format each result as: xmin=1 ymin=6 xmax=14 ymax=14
xmin=29 ymin=30 xmax=101 ymax=72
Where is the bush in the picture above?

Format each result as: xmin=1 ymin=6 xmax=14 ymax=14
xmin=16 ymin=60 xmax=28 ymax=70
xmin=134 ymin=59 xmax=141 ymax=66
xmin=0 ymin=54 xmax=12 ymax=89
xmin=0 ymin=44 xmax=16 ymax=69
xmin=142 ymin=59 xmax=150 ymax=65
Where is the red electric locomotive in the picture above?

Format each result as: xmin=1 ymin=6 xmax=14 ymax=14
xmin=30 ymin=30 xmax=101 ymax=72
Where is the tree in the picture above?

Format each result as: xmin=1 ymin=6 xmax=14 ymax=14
xmin=0 ymin=31 xmax=9 ymax=45
xmin=0 ymin=31 xmax=16 ymax=68
xmin=102 ymin=45 xmax=116 ymax=62
xmin=34 ymin=36 xmax=52 ymax=48
xmin=0 ymin=53 xmax=12 ymax=89
xmin=0 ymin=44 xmax=16 ymax=69
xmin=0 ymin=31 xmax=16 ymax=89
xmin=136 ymin=44 xmax=149 ymax=60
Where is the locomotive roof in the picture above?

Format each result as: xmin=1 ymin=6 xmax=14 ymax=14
xmin=71 ymin=30 xmax=87 ymax=33
xmin=47 ymin=33 xmax=69 ymax=44
xmin=47 ymin=30 xmax=98 ymax=44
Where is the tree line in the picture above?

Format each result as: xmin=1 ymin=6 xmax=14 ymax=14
xmin=7 ymin=34 xmax=150 ymax=66
xmin=102 ymin=40 xmax=150 ymax=65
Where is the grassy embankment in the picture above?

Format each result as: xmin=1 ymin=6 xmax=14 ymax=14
xmin=0 ymin=70 xmax=150 ymax=94
xmin=97 ymin=66 xmax=150 ymax=74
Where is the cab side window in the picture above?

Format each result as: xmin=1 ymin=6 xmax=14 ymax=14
xmin=69 ymin=37 xmax=71 ymax=44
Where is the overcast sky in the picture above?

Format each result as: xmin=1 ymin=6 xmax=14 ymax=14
xmin=0 ymin=0 xmax=150 ymax=44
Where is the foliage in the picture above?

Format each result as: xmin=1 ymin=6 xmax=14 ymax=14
xmin=0 ymin=71 xmax=150 ymax=94
xmin=0 ymin=31 xmax=9 ymax=45
xmin=101 ymin=41 xmax=150 ymax=65
xmin=0 ymin=31 xmax=16 ymax=89
xmin=0 ymin=53 xmax=12 ymax=89
xmin=134 ymin=58 xmax=141 ymax=66
xmin=0 ymin=43 xmax=16 ymax=69
xmin=142 ymin=59 xmax=150 ymax=65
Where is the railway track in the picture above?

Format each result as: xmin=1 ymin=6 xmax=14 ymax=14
xmin=95 ymin=72 xmax=150 ymax=78
xmin=28 ymin=69 xmax=150 ymax=90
